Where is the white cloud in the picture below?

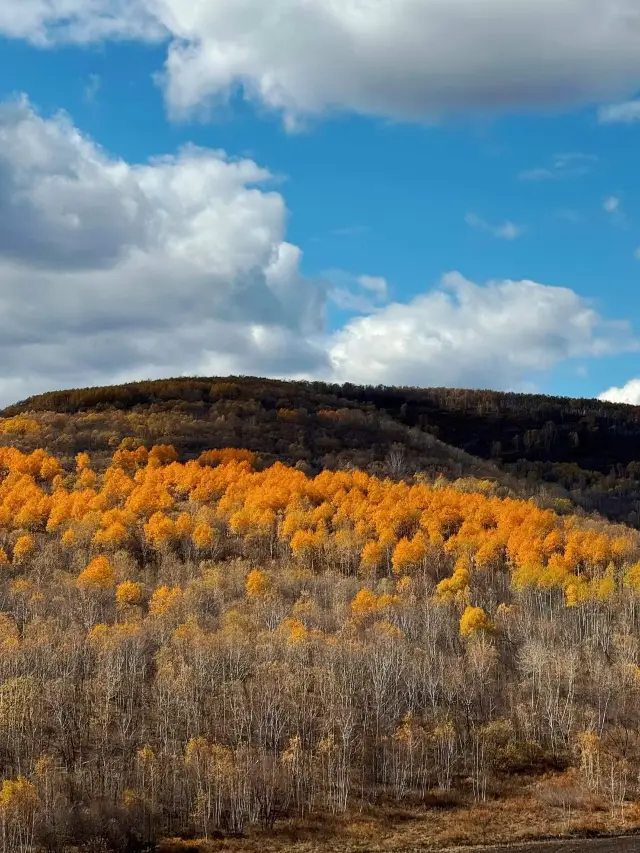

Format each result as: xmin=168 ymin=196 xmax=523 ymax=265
xmin=357 ymin=275 xmax=388 ymax=299
xmin=0 ymin=96 xmax=330 ymax=405
xmin=83 ymin=73 xmax=101 ymax=103
xmin=0 ymin=0 xmax=163 ymax=44
xmin=4 ymin=2 xmax=640 ymax=127
xmin=603 ymin=195 xmax=620 ymax=213
xmin=0 ymin=98 xmax=635 ymax=406
xmin=598 ymin=379 xmax=640 ymax=405
xmin=598 ymin=99 xmax=640 ymax=124
xmin=518 ymin=152 xmax=597 ymax=182
xmin=465 ymin=213 xmax=524 ymax=240
xmin=325 ymin=271 xmax=389 ymax=314
xmin=328 ymin=272 xmax=638 ymax=389
xmin=603 ymin=194 xmax=627 ymax=227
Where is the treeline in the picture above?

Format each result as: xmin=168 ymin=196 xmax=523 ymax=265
xmin=4 ymin=377 xmax=640 ymax=524
xmin=0 ymin=445 xmax=638 ymax=849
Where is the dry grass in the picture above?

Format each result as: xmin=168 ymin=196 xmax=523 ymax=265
xmin=157 ymin=774 xmax=640 ymax=853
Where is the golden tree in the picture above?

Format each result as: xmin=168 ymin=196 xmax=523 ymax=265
xmin=77 ymin=556 xmax=115 ymax=592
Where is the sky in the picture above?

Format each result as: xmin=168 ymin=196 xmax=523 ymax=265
xmin=2 ymin=1 xmax=640 ymax=406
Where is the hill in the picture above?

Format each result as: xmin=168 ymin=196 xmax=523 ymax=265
xmin=2 ymin=378 xmax=640 ymax=849
xmin=4 ymin=375 xmax=640 ymax=523
xmin=0 ymin=377 xmax=531 ymax=501
xmin=0 ymin=440 xmax=638 ymax=851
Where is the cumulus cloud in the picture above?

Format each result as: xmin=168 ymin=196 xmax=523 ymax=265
xmin=357 ymin=275 xmax=389 ymax=299
xmin=0 ymin=96 xmax=331 ymax=405
xmin=328 ymin=272 xmax=638 ymax=389
xmin=0 ymin=98 xmax=636 ymax=406
xmin=4 ymin=1 xmax=640 ymax=126
xmin=598 ymin=379 xmax=640 ymax=405
xmin=324 ymin=271 xmax=389 ymax=314
xmin=0 ymin=0 xmax=163 ymax=44
xmin=598 ymin=99 xmax=640 ymax=124
xmin=465 ymin=213 xmax=524 ymax=240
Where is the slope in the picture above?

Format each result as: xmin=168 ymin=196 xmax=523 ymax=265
xmin=4 ymin=375 xmax=639 ymax=521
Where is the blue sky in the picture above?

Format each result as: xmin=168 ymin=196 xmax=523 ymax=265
xmin=1 ymin=1 xmax=640 ymax=405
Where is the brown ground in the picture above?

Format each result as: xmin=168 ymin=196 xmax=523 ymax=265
xmin=464 ymin=841 xmax=640 ymax=853
xmin=158 ymin=779 xmax=640 ymax=853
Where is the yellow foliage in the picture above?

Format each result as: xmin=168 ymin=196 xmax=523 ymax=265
xmin=624 ymin=561 xmax=640 ymax=592
xmin=0 ymin=417 xmax=39 ymax=436
xmin=375 ymin=620 xmax=404 ymax=639
xmin=61 ymin=528 xmax=76 ymax=548
xmin=280 ymin=617 xmax=308 ymax=644
xmin=112 ymin=446 xmax=148 ymax=471
xmin=192 ymin=522 xmax=215 ymax=550
xmin=149 ymin=585 xmax=183 ymax=616
xmin=39 ymin=456 xmax=63 ymax=481
xmin=144 ymin=512 xmax=176 ymax=548
xmin=565 ymin=575 xmax=591 ymax=607
xmin=391 ymin=532 xmax=428 ymax=574
xmin=351 ymin=588 xmax=379 ymax=619
xmin=77 ymin=556 xmax=115 ymax=592
xmin=12 ymin=535 xmax=34 ymax=563
xmin=290 ymin=526 xmax=326 ymax=558
xmin=246 ymin=569 xmax=272 ymax=599
xmin=77 ymin=468 xmax=97 ymax=489
xmin=10 ymin=578 xmax=33 ymax=597
xmin=435 ymin=563 xmax=470 ymax=602
xmin=199 ymin=448 xmax=256 ymax=467
xmin=34 ymin=754 xmax=56 ymax=778
xmin=93 ymin=521 xmax=129 ymax=547
xmin=0 ymin=776 xmax=38 ymax=812
xmin=116 ymin=580 xmax=143 ymax=607
xmin=148 ymin=444 xmax=179 ymax=466
xmin=592 ymin=565 xmax=615 ymax=602
xmin=75 ymin=452 xmax=91 ymax=472
xmin=138 ymin=744 xmax=155 ymax=765
xmin=460 ymin=605 xmax=493 ymax=637
xmin=88 ymin=624 xmax=109 ymax=645
xmin=175 ymin=512 xmax=193 ymax=537
xmin=277 ymin=408 xmax=298 ymax=421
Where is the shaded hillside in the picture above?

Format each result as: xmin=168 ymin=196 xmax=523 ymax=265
xmin=4 ymin=375 xmax=640 ymax=521
xmin=0 ymin=378 xmax=530 ymax=498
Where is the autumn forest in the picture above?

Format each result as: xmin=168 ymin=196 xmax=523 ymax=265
xmin=1 ymin=379 xmax=640 ymax=851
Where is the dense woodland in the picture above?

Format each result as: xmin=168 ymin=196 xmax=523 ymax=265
xmin=5 ymin=376 xmax=640 ymax=525
xmin=0 ymin=406 xmax=638 ymax=848
xmin=1 ymin=379 xmax=640 ymax=850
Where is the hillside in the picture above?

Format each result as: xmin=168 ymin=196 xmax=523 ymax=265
xmin=0 ymin=377 xmax=531 ymax=502
xmin=2 ymin=379 xmax=640 ymax=849
xmin=4 ymin=376 xmax=640 ymax=523
xmin=0 ymin=439 xmax=639 ymax=852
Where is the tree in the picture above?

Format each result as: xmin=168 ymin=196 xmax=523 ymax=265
xmin=77 ymin=556 xmax=115 ymax=591
xmin=460 ymin=605 xmax=492 ymax=637
xmin=12 ymin=536 xmax=34 ymax=564
xmin=0 ymin=777 xmax=38 ymax=853
xmin=116 ymin=581 xmax=143 ymax=608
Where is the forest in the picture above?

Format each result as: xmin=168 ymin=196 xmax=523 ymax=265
xmin=5 ymin=376 xmax=640 ymax=524
xmin=0 ymin=392 xmax=640 ymax=849
xmin=2 ymin=380 xmax=640 ymax=850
